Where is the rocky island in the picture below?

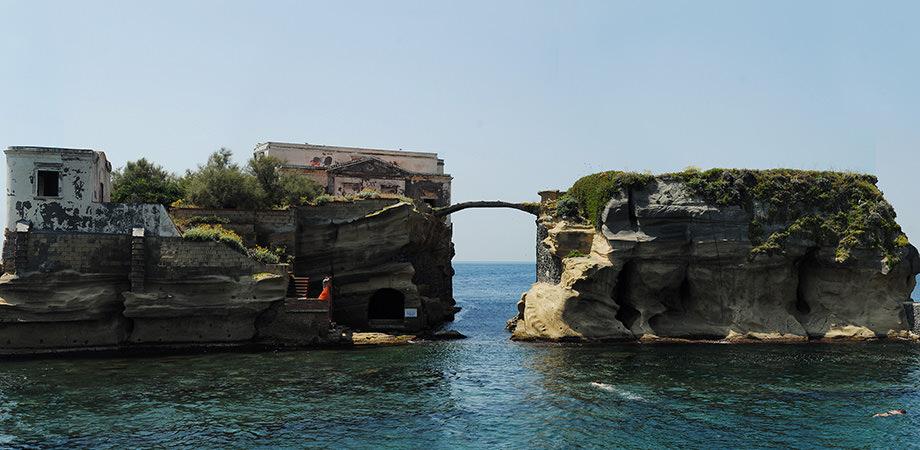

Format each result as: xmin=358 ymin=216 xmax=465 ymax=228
xmin=510 ymin=169 xmax=920 ymax=342
xmin=2 ymin=143 xmax=919 ymax=356
xmin=0 ymin=144 xmax=455 ymax=355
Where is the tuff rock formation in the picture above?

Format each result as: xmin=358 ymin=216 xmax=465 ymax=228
xmin=0 ymin=199 xmax=453 ymax=354
xmin=511 ymin=170 xmax=920 ymax=342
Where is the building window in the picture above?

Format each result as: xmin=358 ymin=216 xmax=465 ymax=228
xmin=99 ymin=182 xmax=105 ymax=201
xmin=36 ymin=170 xmax=60 ymax=197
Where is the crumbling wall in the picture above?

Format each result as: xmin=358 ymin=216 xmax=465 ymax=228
xmin=22 ymin=232 xmax=131 ymax=274
xmin=144 ymin=237 xmax=284 ymax=278
xmin=169 ymin=208 xmax=296 ymax=249
xmin=10 ymin=201 xmax=178 ymax=236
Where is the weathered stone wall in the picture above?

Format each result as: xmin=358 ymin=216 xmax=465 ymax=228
xmin=21 ymin=232 xmax=131 ymax=274
xmin=169 ymin=208 xmax=296 ymax=249
xmin=9 ymin=201 xmax=178 ymax=236
xmin=145 ymin=237 xmax=280 ymax=279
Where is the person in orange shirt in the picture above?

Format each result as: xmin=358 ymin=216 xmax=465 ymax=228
xmin=318 ymin=276 xmax=332 ymax=301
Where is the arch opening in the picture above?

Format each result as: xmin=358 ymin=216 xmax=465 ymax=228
xmin=368 ymin=288 xmax=406 ymax=321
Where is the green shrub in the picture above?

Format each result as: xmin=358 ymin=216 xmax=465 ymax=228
xmin=355 ymin=189 xmax=381 ymax=199
xmin=182 ymin=149 xmax=265 ymax=209
xmin=566 ymin=171 xmax=655 ymax=226
xmin=182 ymin=224 xmax=246 ymax=253
xmin=172 ymin=214 xmax=230 ymax=231
xmin=247 ymin=246 xmax=281 ymax=264
xmin=311 ymin=194 xmax=337 ymax=205
xmin=276 ymin=171 xmax=323 ymax=207
xmin=556 ymin=195 xmax=580 ymax=220
xmin=111 ymin=158 xmax=183 ymax=205
xmin=253 ymin=272 xmax=279 ymax=281
xmin=565 ymin=249 xmax=587 ymax=258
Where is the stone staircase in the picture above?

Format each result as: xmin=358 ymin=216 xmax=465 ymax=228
xmin=288 ymin=276 xmax=310 ymax=299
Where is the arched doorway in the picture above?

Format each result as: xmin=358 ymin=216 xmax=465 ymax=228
xmin=368 ymin=288 xmax=405 ymax=321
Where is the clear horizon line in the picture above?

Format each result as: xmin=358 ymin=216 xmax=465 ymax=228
xmin=454 ymin=260 xmax=535 ymax=264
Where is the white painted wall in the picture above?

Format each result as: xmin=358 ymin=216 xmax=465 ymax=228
xmin=4 ymin=147 xmax=174 ymax=235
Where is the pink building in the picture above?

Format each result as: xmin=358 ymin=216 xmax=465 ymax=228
xmin=254 ymin=141 xmax=451 ymax=208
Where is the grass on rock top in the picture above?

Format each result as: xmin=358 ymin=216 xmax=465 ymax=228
xmin=559 ymin=168 xmax=910 ymax=264
xmin=181 ymin=224 xmax=282 ymax=264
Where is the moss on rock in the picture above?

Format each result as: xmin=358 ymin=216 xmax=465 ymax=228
xmin=564 ymin=171 xmax=655 ymax=226
xmin=563 ymin=168 xmax=909 ymax=264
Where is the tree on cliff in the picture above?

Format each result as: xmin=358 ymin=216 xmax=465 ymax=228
xmin=247 ymin=154 xmax=323 ymax=207
xmin=111 ymin=158 xmax=183 ymax=205
xmin=182 ymin=148 xmax=265 ymax=209
xmin=180 ymin=148 xmax=322 ymax=209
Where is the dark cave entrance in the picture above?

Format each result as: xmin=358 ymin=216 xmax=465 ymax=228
xmin=368 ymin=288 xmax=406 ymax=321
xmin=613 ymin=262 xmax=641 ymax=330
xmin=794 ymin=248 xmax=819 ymax=316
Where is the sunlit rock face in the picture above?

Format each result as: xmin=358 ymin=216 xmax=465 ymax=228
xmin=513 ymin=175 xmax=920 ymax=342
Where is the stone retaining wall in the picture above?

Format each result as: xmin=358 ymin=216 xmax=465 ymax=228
xmin=23 ymin=231 xmax=131 ymax=274
xmin=146 ymin=237 xmax=278 ymax=279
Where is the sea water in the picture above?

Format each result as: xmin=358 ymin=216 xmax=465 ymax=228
xmin=1 ymin=263 xmax=919 ymax=448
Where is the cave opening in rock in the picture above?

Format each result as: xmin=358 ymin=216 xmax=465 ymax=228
xmin=368 ymin=288 xmax=406 ymax=321
xmin=626 ymin=188 xmax=639 ymax=231
xmin=613 ymin=262 xmax=640 ymax=329
xmin=795 ymin=249 xmax=818 ymax=315
xmin=678 ymin=276 xmax=692 ymax=312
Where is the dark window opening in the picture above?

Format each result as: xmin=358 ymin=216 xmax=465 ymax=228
xmin=99 ymin=182 xmax=105 ymax=201
xmin=37 ymin=171 xmax=60 ymax=197
xmin=368 ymin=288 xmax=405 ymax=320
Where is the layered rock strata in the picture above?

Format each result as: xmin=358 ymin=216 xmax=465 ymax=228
xmin=512 ymin=172 xmax=920 ymax=342
xmin=0 ymin=200 xmax=453 ymax=354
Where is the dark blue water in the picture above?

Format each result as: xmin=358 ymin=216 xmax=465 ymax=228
xmin=1 ymin=263 xmax=920 ymax=448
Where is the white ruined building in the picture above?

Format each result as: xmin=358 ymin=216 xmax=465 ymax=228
xmin=4 ymin=146 xmax=177 ymax=236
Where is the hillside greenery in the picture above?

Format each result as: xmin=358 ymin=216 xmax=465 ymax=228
xmin=110 ymin=158 xmax=183 ymax=205
xmin=560 ymin=168 xmax=910 ymax=264
xmin=113 ymin=149 xmax=324 ymax=210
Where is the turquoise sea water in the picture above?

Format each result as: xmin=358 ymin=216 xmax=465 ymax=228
xmin=1 ymin=263 xmax=920 ymax=448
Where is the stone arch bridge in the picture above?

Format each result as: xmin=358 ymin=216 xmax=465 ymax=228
xmin=433 ymin=201 xmax=539 ymax=217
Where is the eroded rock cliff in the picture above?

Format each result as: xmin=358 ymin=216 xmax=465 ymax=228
xmin=512 ymin=169 xmax=920 ymax=342
xmin=0 ymin=199 xmax=453 ymax=354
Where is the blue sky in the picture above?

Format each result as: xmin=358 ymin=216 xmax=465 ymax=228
xmin=1 ymin=0 xmax=918 ymax=261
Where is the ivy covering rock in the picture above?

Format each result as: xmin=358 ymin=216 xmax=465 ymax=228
xmin=561 ymin=168 xmax=910 ymax=264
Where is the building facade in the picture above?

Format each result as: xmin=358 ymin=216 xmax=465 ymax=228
xmin=253 ymin=142 xmax=452 ymax=208
xmin=4 ymin=146 xmax=177 ymax=236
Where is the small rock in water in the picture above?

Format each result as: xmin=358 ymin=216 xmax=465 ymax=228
xmin=423 ymin=330 xmax=467 ymax=341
